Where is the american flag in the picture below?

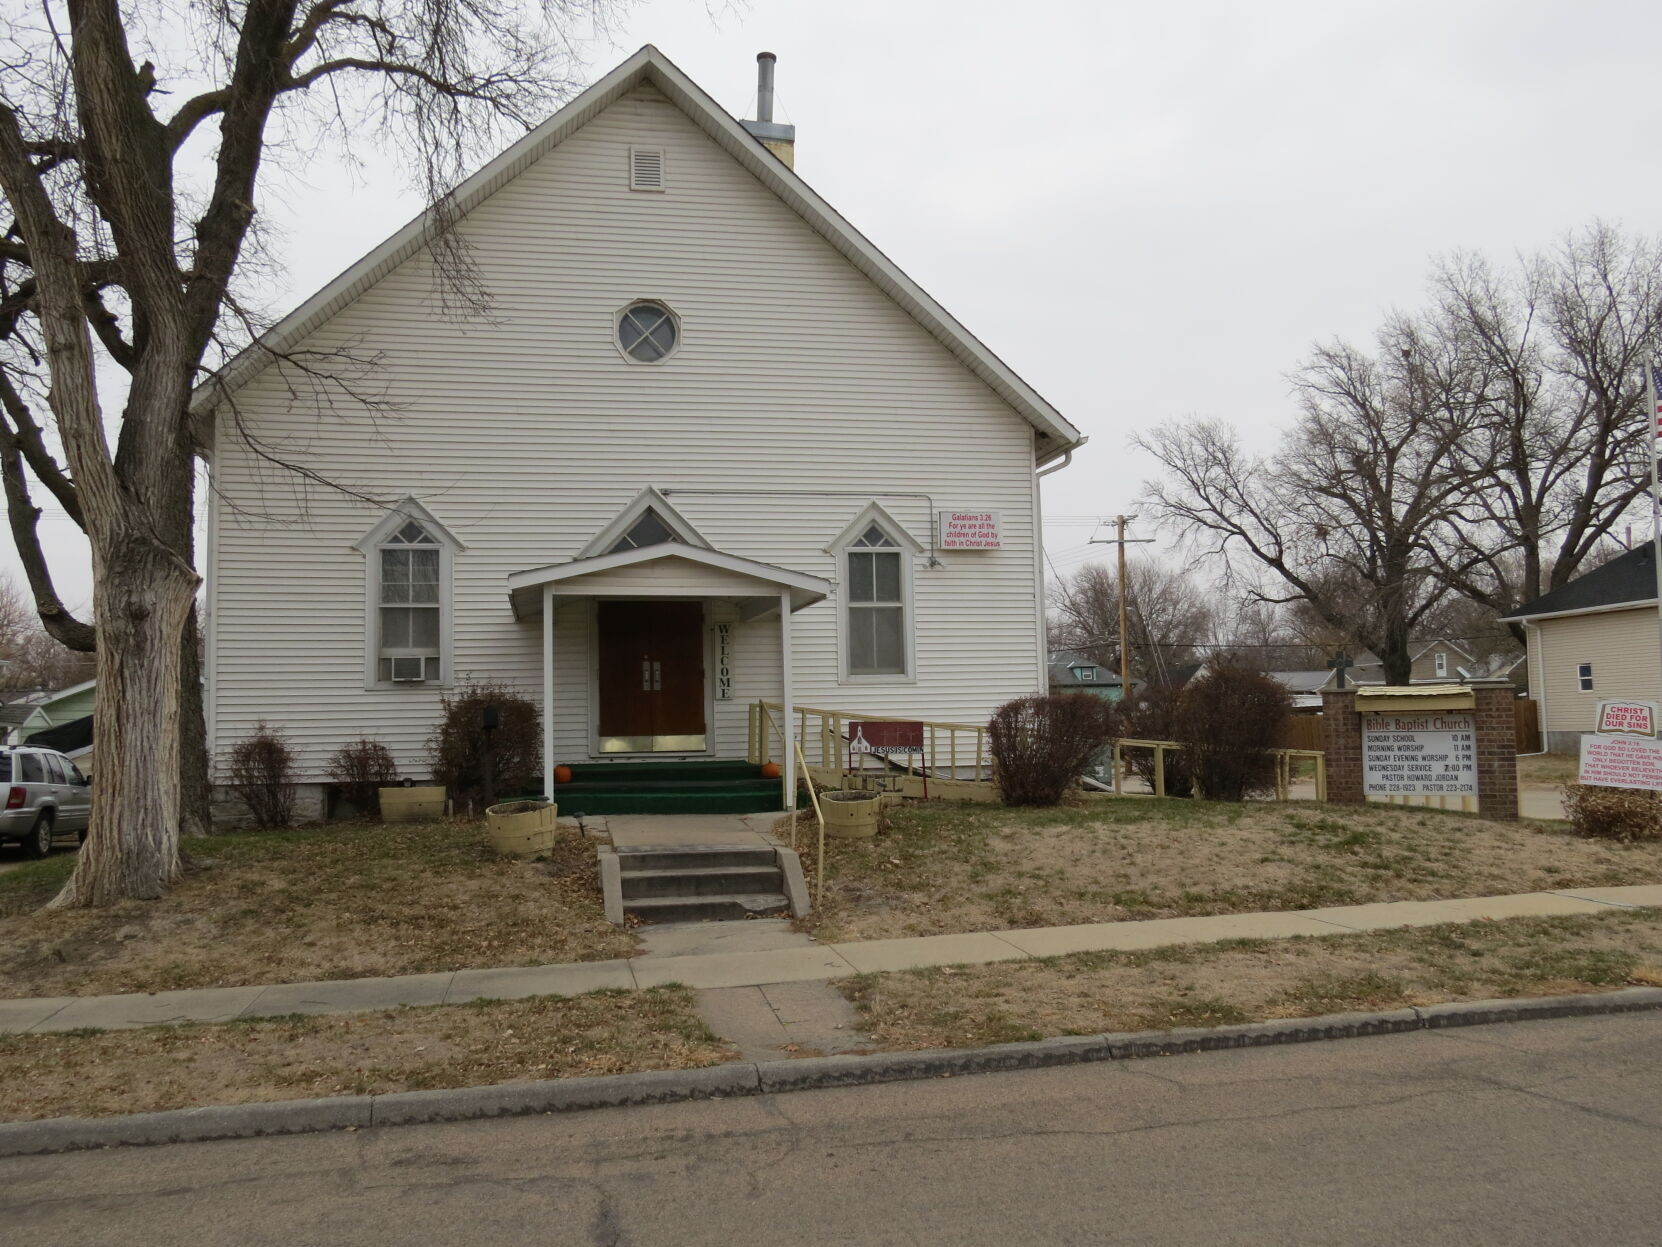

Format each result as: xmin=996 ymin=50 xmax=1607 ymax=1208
xmin=1652 ymin=361 xmax=1662 ymax=446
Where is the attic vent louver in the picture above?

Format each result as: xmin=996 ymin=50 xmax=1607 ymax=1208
xmin=629 ymin=147 xmax=665 ymax=191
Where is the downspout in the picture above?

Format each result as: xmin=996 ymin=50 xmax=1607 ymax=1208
xmin=1525 ymin=618 xmax=1547 ymax=755
xmin=1033 ymin=438 xmax=1085 ymax=694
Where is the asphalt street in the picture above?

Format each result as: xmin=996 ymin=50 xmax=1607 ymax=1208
xmin=3 ymin=1012 xmax=1661 ymax=1246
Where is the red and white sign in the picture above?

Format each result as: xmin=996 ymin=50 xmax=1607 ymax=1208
xmin=1579 ymin=733 xmax=1662 ymax=791
xmin=849 ymin=721 xmax=925 ymax=756
xmin=1595 ymin=700 xmax=1658 ymax=738
xmin=939 ymin=511 xmax=1001 ymax=549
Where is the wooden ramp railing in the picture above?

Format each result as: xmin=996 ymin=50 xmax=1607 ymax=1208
xmin=749 ymin=701 xmax=1328 ymax=806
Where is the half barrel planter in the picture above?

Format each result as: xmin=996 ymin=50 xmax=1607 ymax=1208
xmin=821 ymin=790 xmax=883 ymax=839
xmin=485 ymin=800 xmax=559 ymax=857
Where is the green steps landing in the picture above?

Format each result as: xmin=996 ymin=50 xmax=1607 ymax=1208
xmin=551 ymin=760 xmax=783 ymax=816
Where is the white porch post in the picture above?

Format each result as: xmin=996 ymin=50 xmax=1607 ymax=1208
xmin=780 ymin=589 xmax=795 ymax=811
xmin=542 ymin=585 xmax=555 ymax=800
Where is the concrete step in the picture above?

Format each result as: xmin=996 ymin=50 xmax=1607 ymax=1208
xmin=621 ymin=865 xmax=784 ymax=900
xmin=623 ymin=894 xmax=791 ymax=924
xmin=616 ymin=846 xmax=779 ymax=872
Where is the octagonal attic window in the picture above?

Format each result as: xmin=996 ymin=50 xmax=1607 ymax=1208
xmin=618 ymin=302 xmax=678 ymax=362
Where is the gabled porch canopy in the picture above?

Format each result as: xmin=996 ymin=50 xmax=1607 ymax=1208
xmin=507 ymin=543 xmax=830 ymax=618
xmin=513 ymin=542 xmax=828 ymax=812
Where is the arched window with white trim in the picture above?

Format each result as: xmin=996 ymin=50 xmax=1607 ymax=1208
xmin=830 ymin=504 xmax=919 ymax=681
xmin=354 ymin=502 xmax=462 ymax=688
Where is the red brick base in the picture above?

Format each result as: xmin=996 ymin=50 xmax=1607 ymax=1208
xmin=1320 ymin=682 xmax=1517 ymax=821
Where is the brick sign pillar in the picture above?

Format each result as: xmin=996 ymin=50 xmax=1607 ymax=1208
xmin=1320 ymin=687 xmax=1364 ymax=806
xmin=1471 ymin=679 xmax=1519 ymax=821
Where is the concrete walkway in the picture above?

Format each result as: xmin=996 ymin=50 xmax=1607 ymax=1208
xmin=3 ymin=884 xmax=1659 ymax=1037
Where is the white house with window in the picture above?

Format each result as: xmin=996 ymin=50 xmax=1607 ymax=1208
xmin=195 ymin=46 xmax=1082 ymax=817
xmin=1502 ymin=544 xmax=1659 ymax=752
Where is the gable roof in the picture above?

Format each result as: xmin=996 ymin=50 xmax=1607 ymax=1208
xmin=1500 ymin=546 xmax=1657 ymax=622
xmin=192 ymin=46 xmax=1083 ymax=463
xmin=1410 ymin=637 xmax=1476 ymax=662
xmin=506 ymin=542 xmax=830 ymax=618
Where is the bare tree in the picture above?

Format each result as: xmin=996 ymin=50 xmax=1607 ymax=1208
xmin=1427 ymin=225 xmax=1662 ymax=631
xmin=1140 ymin=320 xmax=1483 ymax=684
xmin=0 ymin=0 xmax=620 ymax=904
xmin=0 ymin=574 xmax=89 ymax=696
xmin=1049 ymin=557 xmax=1216 ymax=680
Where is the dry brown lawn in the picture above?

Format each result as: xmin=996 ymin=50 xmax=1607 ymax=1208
xmin=841 ymin=909 xmax=1662 ymax=1050
xmin=788 ymin=797 xmax=1662 ymax=943
xmin=1517 ymin=753 xmax=1578 ymax=786
xmin=0 ymin=821 xmax=633 ymax=999
xmin=0 ymin=987 xmax=731 ymax=1123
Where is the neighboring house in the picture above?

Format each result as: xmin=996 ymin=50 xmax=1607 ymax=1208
xmin=25 ymin=715 xmax=94 ymax=773
xmin=1501 ymin=545 xmax=1660 ymax=753
xmin=1047 ymin=653 xmax=1126 ymax=701
xmin=0 ymin=703 xmax=35 ymax=744
xmin=1266 ymin=670 xmax=1335 ymax=711
xmin=193 ymin=47 xmax=1084 ymax=817
xmin=1315 ymin=638 xmax=1517 ymax=688
xmin=5 ymin=680 xmax=95 ymax=746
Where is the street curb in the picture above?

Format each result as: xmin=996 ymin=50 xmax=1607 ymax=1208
xmin=4 ymin=986 xmax=1662 ymax=1158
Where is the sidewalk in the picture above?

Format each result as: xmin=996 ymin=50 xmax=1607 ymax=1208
xmin=3 ymin=884 xmax=1659 ymax=1037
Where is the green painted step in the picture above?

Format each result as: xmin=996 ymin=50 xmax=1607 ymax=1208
xmin=561 ymin=761 xmax=765 ymax=782
xmin=550 ymin=760 xmax=783 ymax=816
xmin=558 ymin=790 xmax=782 ymax=816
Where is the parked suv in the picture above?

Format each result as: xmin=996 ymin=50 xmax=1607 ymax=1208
xmin=0 ymin=747 xmax=91 ymax=857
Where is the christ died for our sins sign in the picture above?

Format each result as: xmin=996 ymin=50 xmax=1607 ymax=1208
xmin=1362 ymin=712 xmax=1478 ymax=797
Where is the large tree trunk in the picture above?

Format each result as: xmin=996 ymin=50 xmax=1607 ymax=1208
xmin=179 ymin=605 xmax=211 ymax=838
xmin=51 ymin=535 xmax=200 ymax=906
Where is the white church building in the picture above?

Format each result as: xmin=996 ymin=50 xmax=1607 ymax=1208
xmin=195 ymin=46 xmax=1083 ymax=816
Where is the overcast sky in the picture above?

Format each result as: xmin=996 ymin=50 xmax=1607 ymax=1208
xmin=17 ymin=0 xmax=1662 ymax=609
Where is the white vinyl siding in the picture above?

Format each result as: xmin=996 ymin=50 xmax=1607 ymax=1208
xmin=1530 ymin=606 xmax=1662 ymax=738
xmin=206 ymin=83 xmax=1049 ymax=781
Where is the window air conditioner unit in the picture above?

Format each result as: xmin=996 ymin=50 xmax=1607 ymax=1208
xmin=389 ymin=656 xmax=427 ymax=683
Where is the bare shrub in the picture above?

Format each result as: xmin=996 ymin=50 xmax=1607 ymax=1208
xmin=988 ymin=694 xmax=1118 ymax=807
xmin=326 ymin=738 xmax=399 ymax=817
xmin=1564 ymin=784 xmax=1662 ymax=842
xmin=428 ymin=681 xmax=540 ymax=811
xmin=227 ymin=722 xmax=296 ymax=829
xmin=1118 ymin=682 xmax=1194 ymax=797
xmin=1174 ymin=666 xmax=1292 ymax=802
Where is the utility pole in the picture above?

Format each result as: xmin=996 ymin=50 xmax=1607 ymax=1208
xmin=1089 ymin=516 xmax=1155 ymax=697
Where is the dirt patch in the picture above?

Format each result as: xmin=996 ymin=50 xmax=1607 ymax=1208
xmin=0 ymin=986 xmax=731 ymax=1123
xmin=789 ymin=798 xmax=1662 ymax=943
xmin=840 ymin=909 xmax=1662 ymax=1050
xmin=0 ymin=821 xmax=634 ymax=999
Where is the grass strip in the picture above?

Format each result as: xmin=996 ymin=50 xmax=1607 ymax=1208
xmin=0 ymin=986 xmax=730 ymax=1124
xmin=837 ymin=909 xmax=1662 ymax=1049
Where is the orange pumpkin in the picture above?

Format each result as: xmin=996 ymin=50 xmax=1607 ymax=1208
xmin=553 ymin=765 xmax=574 ymax=785
xmin=760 ymin=762 xmax=782 ymax=779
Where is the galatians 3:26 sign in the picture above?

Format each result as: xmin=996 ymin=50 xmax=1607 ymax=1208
xmin=938 ymin=511 xmax=1001 ymax=549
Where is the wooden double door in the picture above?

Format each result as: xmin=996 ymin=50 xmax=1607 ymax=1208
xmin=596 ymin=601 xmax=708 ymax=752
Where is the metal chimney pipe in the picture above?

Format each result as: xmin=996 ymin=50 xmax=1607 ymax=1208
xmin=756 ymin=51 xmax=776 ymax=123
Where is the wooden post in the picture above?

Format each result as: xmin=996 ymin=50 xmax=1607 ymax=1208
xmin=1113 ymin=742 xmax=1124 ymax=796
xmin=1153 ymin=744 xmax=1164 ymax=797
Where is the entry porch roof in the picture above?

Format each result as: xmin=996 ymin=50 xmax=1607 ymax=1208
xmin=507 ymin=543 xmax=830 ymax=619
